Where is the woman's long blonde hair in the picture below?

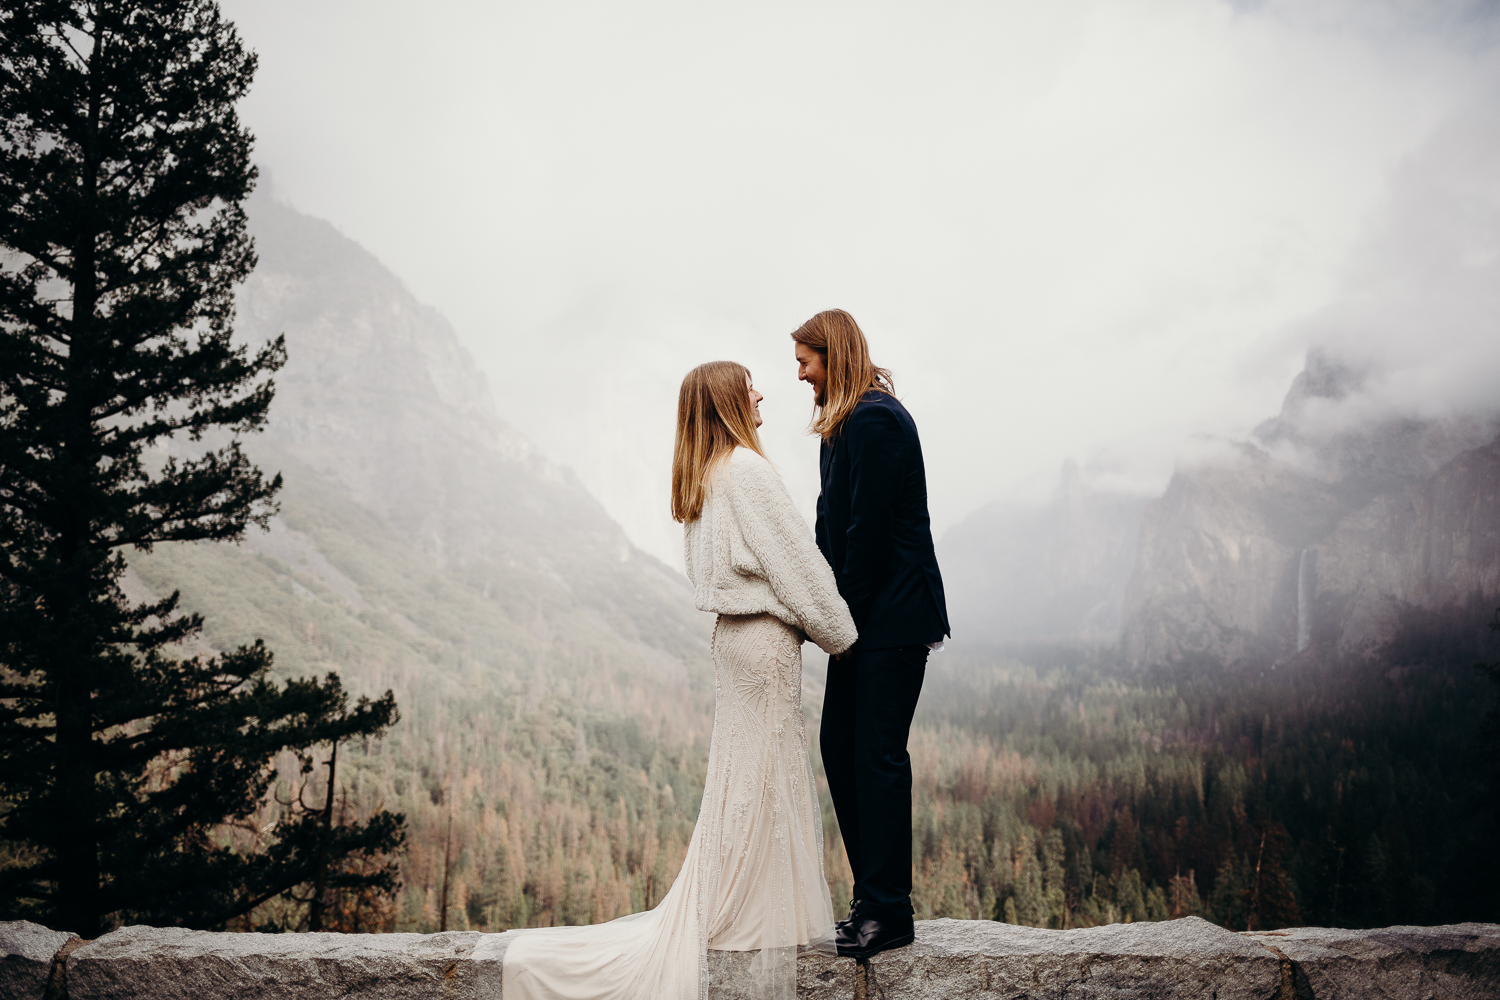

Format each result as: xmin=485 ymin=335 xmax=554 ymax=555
xmin=790 ymin=309 xmax=894 ymax=440
xmin=671 ymin=361 xmax=767 ymax=523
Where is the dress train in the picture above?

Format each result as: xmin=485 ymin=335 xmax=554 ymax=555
xmin=502 ymin=613 xmax=836 ymax=1000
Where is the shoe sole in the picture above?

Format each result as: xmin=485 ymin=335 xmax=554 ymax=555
xmin=835 ymin=932 xmax=915 ymax=960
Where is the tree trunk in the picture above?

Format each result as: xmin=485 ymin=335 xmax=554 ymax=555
xmin=440 ymin=811 xmax=454 ymax=932
xmin=1249 ymin=830 xmax=1267 ymax=932
xmin=308 ymin=741 xmax=338 ymax=931
xmin=53 ymin=15 xmax=110 ymax=939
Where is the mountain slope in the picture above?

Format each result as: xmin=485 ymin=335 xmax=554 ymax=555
xmin=126 ymin=195 xmax=723 ymax=932
xmin=232 ymin=194 xmax=709 ymax=669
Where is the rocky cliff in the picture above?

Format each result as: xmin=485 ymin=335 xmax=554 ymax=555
xmin=1120 ymin=354 xmax=1500 ymax=669
xmin=1309 ymin=431 xmax=1500 ymax=658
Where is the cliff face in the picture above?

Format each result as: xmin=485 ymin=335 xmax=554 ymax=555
xmin=1312 ymin=433 xmax=1500 ymax=658
xmin=1121 ymin=355 xmax=1500 ymax=668
xmin=1120 ymin=444 xmax=1337 ymax=668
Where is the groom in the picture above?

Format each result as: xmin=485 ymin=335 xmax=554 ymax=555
xmin=792 ymin=309 xmax=950 ymax=959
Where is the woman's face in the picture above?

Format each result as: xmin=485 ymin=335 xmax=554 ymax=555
xmin=746 ymin=372 xmax=763 ymax=428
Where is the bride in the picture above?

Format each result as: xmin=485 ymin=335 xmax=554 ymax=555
xmin=502 ymin=361 xmax=857 ymax=1000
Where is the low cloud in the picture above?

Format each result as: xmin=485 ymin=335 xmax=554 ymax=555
xmin=224 ymin=0 xmax=1500 ymax=565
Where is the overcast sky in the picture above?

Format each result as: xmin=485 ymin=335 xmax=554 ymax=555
xmin=220 ymin=0 xmax=1500 ymax=568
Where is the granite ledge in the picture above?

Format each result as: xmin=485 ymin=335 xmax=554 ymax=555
xmin=1 ymin=916 xmax=1495 ymax=999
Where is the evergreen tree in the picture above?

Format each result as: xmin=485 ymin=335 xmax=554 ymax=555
xmin=1208 ymin=855 xmax=1250 ymax=929
xmin=1007 ymin=834 xmax=1046 ymax=926
xmin=1039 ymin=827 xmax=1067 ymax=928
xmin=1167 ymin=870 xmax=1204 ymax=917
xmin=1474 ymin=607 xmax=1500 ymax=916
xmin=1477 ymin=607 xmax=1500 ymax=789
xmin=1113 ymin=868 xmax=1147 ymax=923
xmin=0 ymin=0 xmax=403 ymax=934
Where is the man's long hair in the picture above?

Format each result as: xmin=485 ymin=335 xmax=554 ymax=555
xmin=671 ymin=360 xmax=767 ymax=523
xmin=790 ymin=309 xmax=895 ymax=440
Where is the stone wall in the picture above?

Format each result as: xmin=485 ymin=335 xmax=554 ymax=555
xmin=3 ymin=917 xmax=1497 ymax=999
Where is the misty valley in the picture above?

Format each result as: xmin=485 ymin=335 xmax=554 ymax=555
xmin=106 ymin=195 xmax=1498 ymax=935
xmin=7 ymin=15 xmax=1500 ymax=1000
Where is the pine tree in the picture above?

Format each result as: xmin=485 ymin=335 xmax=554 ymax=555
xmin=1007 ymin=834 xmax=1047 ymax=926
xmin=1113 ymin=868 xmax=1147 ymax=923
xmin=1472 ymin=606 xmax=1500 ymax=916
xmin=1244 ymin=823 xmax=1301 ymax=930
xmin=1040 ymin=827 xmax=1068 ymax=928
xmin=1167 ymin=869 xmax=1203 ymax=917
xmin=1208 ymin=855 xmax=1249 ymax=929
xmin=0 ymin=0 xmax=403 ymax=934
xmin=1477 ymin=606 xmax=1500 ymax=788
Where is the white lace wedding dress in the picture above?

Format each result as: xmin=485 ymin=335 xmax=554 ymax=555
xmin=503 ymin=448 xmax=855 ymax=1000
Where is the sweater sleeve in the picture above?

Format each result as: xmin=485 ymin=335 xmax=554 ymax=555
xmin=726 ymin=451 xmax=858 ymax=655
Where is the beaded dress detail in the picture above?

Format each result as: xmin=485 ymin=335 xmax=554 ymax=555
xmin=500 ymin=613 xmax=836 ymax=1000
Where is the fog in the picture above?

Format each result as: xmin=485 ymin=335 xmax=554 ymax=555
xmin=1279 ymin=97 xmax=1500 ymax=433
xmin=220 ymin=0 xmax=1500 ymax=568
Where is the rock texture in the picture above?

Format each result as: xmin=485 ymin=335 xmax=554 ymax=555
xmin=1249 ymin=923 xmax=1500 ymax=1000
xmin=0 ymin=921 xmax=77 ymax=1000
xmin=1120 ymin=441 xmax=1342 ymax=668
xmin=64 ymin=925 xmax=516 ymax=1000
xmin=1121 ymin=351 xmax=1500 ymax=669
xmin=6 ymin=917 xmax=1498 ymax=1000
xmin=1310 ymin=437 xmax=1500 ymax=658
xmin=862 ymin=917 xmax=1280 ymax=1000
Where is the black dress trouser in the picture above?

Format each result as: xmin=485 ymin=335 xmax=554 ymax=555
xmin=820 ymin=642 xmax=929 ymax=919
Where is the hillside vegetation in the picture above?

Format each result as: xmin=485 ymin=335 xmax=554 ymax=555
xmin=908 ymin=618 xmax=1498 ymax=929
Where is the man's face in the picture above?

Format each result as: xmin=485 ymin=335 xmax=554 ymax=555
xmin=795 ymin=342 xmax=827 ymax=406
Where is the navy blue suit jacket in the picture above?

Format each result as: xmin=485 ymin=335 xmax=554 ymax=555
xmin=815 ymin=390 xmax=950 ymax=650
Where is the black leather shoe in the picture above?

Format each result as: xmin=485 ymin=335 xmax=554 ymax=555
xmin=835 ymin=913 xmax=915 ymax=959
xmin=834 ymin=898 xmax=861 ymax=933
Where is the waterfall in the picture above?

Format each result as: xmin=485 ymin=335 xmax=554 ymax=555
xmin=1296 ymin=547 xmax=1313 ymax=653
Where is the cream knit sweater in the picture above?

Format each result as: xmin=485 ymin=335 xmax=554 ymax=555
xmin=684 ymin=447 xmax=857 ymax=656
